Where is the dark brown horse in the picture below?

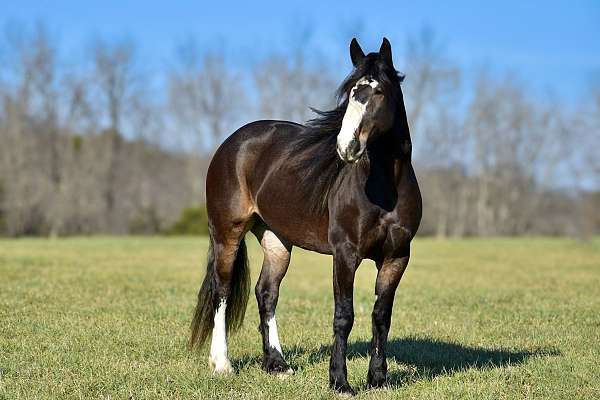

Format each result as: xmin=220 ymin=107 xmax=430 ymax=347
xmin=190 ymin=37 xmax=422 ymax=396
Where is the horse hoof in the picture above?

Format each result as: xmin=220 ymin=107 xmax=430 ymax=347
xmin=274 ymin=368 xmax=295 ymax=380
xmin=208 ymin=356 xmax=233 ymax=375
xmin=264 ymin=356 xmax=293 ymax=377
xmin=336 ymin=388 xmax=356 ymax=398
xmin=367 ymin=373 xmax=387 ymax=389
xmin=332 ymin=383 xmax=356 ymax=397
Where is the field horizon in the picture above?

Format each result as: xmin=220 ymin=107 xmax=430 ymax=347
xmin=1 ymin=236 xmax=599 ymax=399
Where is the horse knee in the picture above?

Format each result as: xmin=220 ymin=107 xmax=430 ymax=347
xmin=255 ymin=280 xmax=277 ymax=312
xmin=333 ymin=310 xmax=354 ymax=337
xmin=371 ymin=314 xmax=391 ymax=341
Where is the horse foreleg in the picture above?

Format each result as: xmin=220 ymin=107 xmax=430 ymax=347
xmin=367 ymin=250 xmax=410 ymax=388
xmin=329 ymin=246 xmax=359 ymax=396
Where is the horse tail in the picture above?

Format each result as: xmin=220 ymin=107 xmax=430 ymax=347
xmin=189 ymin=237 xmax=251 ymax=349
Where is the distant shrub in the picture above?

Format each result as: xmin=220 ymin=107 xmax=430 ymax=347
xmin=168 ymin=206 xmax=209 ymax=235
xmin=0 ymin=182 xmax=4 ymax=236
xmin=0 ymin=208 xmax=5 ymax=237
xmin=129 ymin=207 xmax=162 ymax=235
xmin=71 ymin=135 xmax=83 ymax=152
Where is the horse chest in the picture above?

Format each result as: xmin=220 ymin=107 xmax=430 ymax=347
xmin=356 ymin=212 xmax=413 ymax=259
xmin=330 ymin=172 xmax=420 ymax=260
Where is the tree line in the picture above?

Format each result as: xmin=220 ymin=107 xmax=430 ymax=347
xmin=0 ymin=24 xmax=598 ymax=237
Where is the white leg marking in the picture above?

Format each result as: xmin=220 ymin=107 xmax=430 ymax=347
xmin=267 ymin=315 xmax=282 ymax=354
xmin=209 ymin=299 xmax=233 ymax=374
xmin=259 ymin=230 xmax=294 ymax=377
xmin=267 ymin=314 xmax=294 ymax=377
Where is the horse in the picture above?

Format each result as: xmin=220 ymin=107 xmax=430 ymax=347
xmin=189 ymin=37 xmax=422 ymax=396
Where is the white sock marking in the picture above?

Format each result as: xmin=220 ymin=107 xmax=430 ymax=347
xmin=209 ymin=298 xmax=232 ymax=373
xmin=267 ymin=316 xmax=282 ymax=354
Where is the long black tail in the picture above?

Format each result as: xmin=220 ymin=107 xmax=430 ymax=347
xmin=189 ymin=238 xmax=251 ymax=349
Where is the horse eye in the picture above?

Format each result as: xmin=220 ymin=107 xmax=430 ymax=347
xmin=374 ymin=88 xmax=384 ymax=95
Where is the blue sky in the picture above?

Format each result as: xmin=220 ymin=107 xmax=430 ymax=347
xmin=2 ymin=0 xmax=600 ymax=103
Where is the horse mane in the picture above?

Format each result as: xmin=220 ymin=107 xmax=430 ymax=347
xmin=286 ymin=54 xmax=405 ymax=215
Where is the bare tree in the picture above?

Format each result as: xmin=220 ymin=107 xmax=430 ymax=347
xmin=404 ymin=28 xmax=460 ymax=136
xmin=0 ymin=24 xmax=64 ymax=235
xmin=402 ymin=29 xmax=464 ymax=236
xmin=168 ymin=42 xmax=247 ymax=202
xmin=464 ymin=73 xmax=569 ymax=235
xmin=253 ymin=45 xmax=336 ymax=124
xmin=90 ymin=38 xmax=139 ymax=231
xmin=0 ymin=21 xmax=596 ymax=238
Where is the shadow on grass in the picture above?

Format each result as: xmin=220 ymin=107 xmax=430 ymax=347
xmin=236 ymin=337 xmax=559 ymax=388
xmin=352 ymin=338 xmax=558 ymax=386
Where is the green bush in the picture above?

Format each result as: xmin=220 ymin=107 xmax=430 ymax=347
xmin=0 ymin=209 xmax=5 ymax=236
xmin=71 ymin=135 xmax=83 ymax=152
xmin=129 ymin=207 xmax=163 ymax=235
xmin=167 ymin=206 xmax=209 ymax=235
xmin=0 ymin=182 xmax=5 ymax=236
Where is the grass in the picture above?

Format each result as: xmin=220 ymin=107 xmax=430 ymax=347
xmin=0 ymin=236 xmax=599 ymax=399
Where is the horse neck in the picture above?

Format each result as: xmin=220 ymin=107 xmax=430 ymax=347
xmin=368 ymin=108 xmax=412 ymax=181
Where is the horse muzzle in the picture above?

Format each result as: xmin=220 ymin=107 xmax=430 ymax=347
xmin=336 ymin=138 xmax=364 ymax=163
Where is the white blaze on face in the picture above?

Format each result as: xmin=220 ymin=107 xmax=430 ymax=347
xmin=267 ymin=315 xmax=283 ymax=354
xmin=209 ymin=298 xmax=232 ymax=373
xmin=337 ymin=77 xmax=379 ymax=160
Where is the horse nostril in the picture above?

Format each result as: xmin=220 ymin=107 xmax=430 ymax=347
xmin=347 ymin=139 xmax=361 ymax=157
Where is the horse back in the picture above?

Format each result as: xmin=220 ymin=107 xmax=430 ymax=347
xmin=206 ymin=120 xmax=332 ymax=254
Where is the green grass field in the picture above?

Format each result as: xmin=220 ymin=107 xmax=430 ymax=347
xmin=1 ymin=237 xmax=599 ymax=399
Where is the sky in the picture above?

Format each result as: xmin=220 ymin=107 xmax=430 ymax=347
xmin=2 ymin=0 xmax=600 ymax=103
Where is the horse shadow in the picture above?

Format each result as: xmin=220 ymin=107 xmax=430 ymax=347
xmin=349 ymin=337 xmax=558 ymax=387
xmin=236 ymin=337 xmax=559 ymax=388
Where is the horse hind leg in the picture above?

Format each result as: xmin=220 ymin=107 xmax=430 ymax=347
xmin=252 ymin=223 xmax=294 ymax=376
xmin=190 ymin=150 xmax=258 ymax=374
xmin=210 ymin=215 xmax=258 ymax=373
xmin=190 ymin=217 xmax=252 ymax=375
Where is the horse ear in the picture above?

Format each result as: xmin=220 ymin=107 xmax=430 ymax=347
xmin=350 ymin=38 xmax=365 ymax=67
xmin=379 ymin=37 xmax=393 ymax=66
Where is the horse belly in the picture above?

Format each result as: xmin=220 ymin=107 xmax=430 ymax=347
xmin=253 ymin=177 xmax=331 ymax=255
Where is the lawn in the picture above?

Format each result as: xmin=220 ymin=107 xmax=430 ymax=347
xmin=1 ymin=237 xmax=599 ymax=399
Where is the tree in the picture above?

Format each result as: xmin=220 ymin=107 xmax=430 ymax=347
xmin=253 ymin=54 xmax=336 ymax=124
xmin=90 ymin=38 xmax=139 ymax=231
xmin=168 ymin=41 xmax=246 ymax=202
xmin=0 ymin=24 xmax=62 ymax=235
xmin=402 ymin=29 xmax=464 ymax=236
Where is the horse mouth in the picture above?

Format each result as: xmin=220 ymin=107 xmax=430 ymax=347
xmin=336 ymin=144 xmax=365 ymax=163
xmin=345 ymin=149 xmax=365 ymax=163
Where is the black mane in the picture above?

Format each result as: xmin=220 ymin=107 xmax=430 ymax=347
xmin=286 ymin=54 xmax=405 ymax=215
